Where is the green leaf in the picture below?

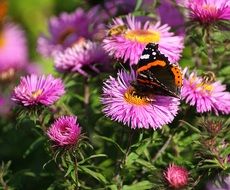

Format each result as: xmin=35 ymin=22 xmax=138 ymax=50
xmin=126 ymin=152 xmax=139 ymax=167
xmin=70 ymin=170 xmax=77 ymax=183
xmin=23 ymin=171 xmax=37 ymax=177
xmin=135 ymin=159 xmax=155 ymax=171
xmin=72 ymin=93 xmax=84 ymax=102
xmin=95 ymin=135 xmax=125 ymax=154
xmin=134 ymin=0 xmax=143 ymax=11
xmin=180 ymin=120 xmax=201 ymax=133
xmin=106 ymin=185 xmax=118 ymax=190
xmin=23 ymin=136 xmax=45 ymax=158
xmin=123 ymin=181 xmax=154 ymax=190
xmin=79 ymin=166 xmax=107 ymax=184
xmin=135 ymin=140 xmax=150 ymax=155
xmin=78 ymin=154 xmax=107 ymax=164
xmin=65 ymin=165 xmax=74 ymax=177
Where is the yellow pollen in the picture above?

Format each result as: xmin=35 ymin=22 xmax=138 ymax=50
xmin=0 ymin=33 xmax=5 ymax=48
xmin=196 ymin=83 xmax=213 ymax=92
xmin=190 ymin=77 xmax=214 ymax=93
xmin=124 ymin=87 xmax=151 ymax=105
xmin=31 ymin=89 xmax=42 ymax=99
xmin=125 ymin=30 xmax=160 ymax=44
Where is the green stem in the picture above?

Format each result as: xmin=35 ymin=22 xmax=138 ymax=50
xmin=205 ymin=26 xmax=213 ymax=67
xmin=83 ymin=77 xmax=90 ymax=109
xmin=116 ymin=130 xmax=135 ymax=190
xmin=152 ymin=135 xmax=172 ymax=163
xmin=61 ymin=102 xmax=74 ymax=115
xmin=0 ymin=176 xmax=8 ymax=190
xmin=74 ymin=157 xmax=79 ymax=190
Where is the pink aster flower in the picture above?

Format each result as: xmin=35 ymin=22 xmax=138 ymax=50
xmin=103 ymin=15 xmax=184 ymax=66
xmin=164 ymin=164 xmax=189 ymax=189
xmin=0 ymin=23 xmax=28 ymax=79
xmin=12 ymin=74 xmax=65 ymax=106
xmin=180 ymin=0 xmax=230 ymax=24
xmin=54 ymin=40 xmax=109 ymax=76
xmin=181 ymin=71 xmax=230 ymax=115
xmin=101 ymin=69 xmax=180 ymax=129
xmin=47 ymin=116 xmax=81 ymax=146
xmin=37 ymin=6 xmax=104 ymax=57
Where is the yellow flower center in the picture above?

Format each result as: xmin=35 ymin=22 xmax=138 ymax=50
xmin=190 ymin=77 xmax=214 ymax=93
xmin=202 ymin=4 xmax=217 ymax=12
xmin=124 ymin=87 xmax=151 ymax=105
xmin=0 ymin=32 xmax=5 ymax=48
xmin=196 ymin=83 xmax=213 ymax=92
xmin=31 ymin=89 xmax=43 ymax=99
xmin=125 ymin=29 xmax=160 ymax=44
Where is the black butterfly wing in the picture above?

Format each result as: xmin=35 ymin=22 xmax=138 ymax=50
xmin=143 ymin=65 xmax=181 ymax=97
xmin=135 ymin=43 xmax=181 ymax=98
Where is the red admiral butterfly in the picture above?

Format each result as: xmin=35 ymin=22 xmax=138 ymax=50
xmin=132 ymin=43 xmax=183 ymax=98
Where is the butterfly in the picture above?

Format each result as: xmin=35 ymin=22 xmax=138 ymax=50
xmin=132 ymin=43 xmax=183 ymax=98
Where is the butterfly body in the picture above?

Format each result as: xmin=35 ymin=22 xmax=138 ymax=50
xmin=132 ymin=43 xmax=183 ymax=98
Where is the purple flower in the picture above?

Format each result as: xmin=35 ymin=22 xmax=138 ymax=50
xmin=47 ymin=116 xmax=81 ymax=146
xmin=103 ymin=15 xmax=184 ymax=66
xmin=101 ymin=69 xmax=180 ymax=129
xmin=26 ymin=63 xmax=43 ymax=75
xmin=206 ymin=175 xmax=230 ymax=190
xmin=157 ymin=0 xmax=185 ymax=36
xmin=54 ymin=40 xmax=109 ymax=76
xmin=12 ymin=74 xmax=65 ymax=106
xmin=181 ymin=71 xmax=230 ymax=115
xmin=102 ymin=0 xmax=154 ymax=18
xmin=37 ymin=6 xmax=104 ymax=57
xmin=0 ymin=23 xmax=28 ymax=78
xmin=180 ymin=0 xmax=230 ymax=24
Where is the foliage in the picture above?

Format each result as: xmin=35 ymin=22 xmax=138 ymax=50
xmin=0 ymin=0 xmax=230 ymax=190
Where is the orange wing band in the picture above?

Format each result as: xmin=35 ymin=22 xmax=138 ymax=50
xmin=137 ymin=60 xmax=166 ymax=73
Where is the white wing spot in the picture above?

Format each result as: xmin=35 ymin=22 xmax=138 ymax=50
xmin=140 ymin=54 xmax=150 ymax=59
xmin=152 ymin=52 xmax=156 ymax=55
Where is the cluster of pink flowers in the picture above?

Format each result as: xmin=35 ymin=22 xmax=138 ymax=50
xmin=103 ymin=15 xmax=184 ymax=66
xmin=6 ymin=0 xmax=230 ymax=187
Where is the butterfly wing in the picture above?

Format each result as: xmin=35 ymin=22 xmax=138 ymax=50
xmin=135 ymin=43 xmax=182 ymax=98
